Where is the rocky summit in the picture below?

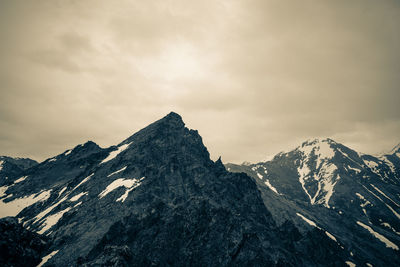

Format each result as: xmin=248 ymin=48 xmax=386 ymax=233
xmin=1 ymin=113 xmax=399 ymax=266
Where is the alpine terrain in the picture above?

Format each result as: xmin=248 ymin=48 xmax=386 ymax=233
xmin=227 ymin=138 xmax=400 ymax=267
xmin=0 ymin=113 xmax=399 ymax=266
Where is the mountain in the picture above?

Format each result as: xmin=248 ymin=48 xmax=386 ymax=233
xmin=1 ymin=114 xmax=399 ymax=266
xmin=0 ymin=217 xmax=48 ymax=267
xmin=226 ymin=138 xmax=400 ymax=266
xmin=0 ymin=156 xmax=38 ymax=186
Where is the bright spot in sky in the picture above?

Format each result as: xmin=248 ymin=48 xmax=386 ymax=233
xmin=138 ymin=42 xmax=207 ymax=83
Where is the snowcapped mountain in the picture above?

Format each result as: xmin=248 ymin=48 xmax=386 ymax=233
xmin=1 ymin=115 xmax=399 ymax=266
xmin=226 ymin=138 xmax=400 ymax=266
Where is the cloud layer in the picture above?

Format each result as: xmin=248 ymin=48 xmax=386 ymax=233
xmin=1 ymin=0 xmax=399 ymax=163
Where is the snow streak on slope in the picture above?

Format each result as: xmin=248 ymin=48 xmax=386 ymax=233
xmin=70 ymin=192 xmax=88 ymax=202
xmin=357 ymin=221 xmax=399 ymax=250
xmin=0 ymin=190 xmax=52 ymax=218
xmin=107 ymin=166 xmax=127 ymax=177
xmin=14 ymin=176 xmax=28 ymax=183
xmin=362 ymin=185 xmax=400 ymax=220
xmin=100 ymin=143 xmax=132 ymax=164
xmin=296 ymin=139 xmax=339 ymax=208
xmin=37 ymin=250 xmax=59 ymax=267
xmin=72 ymin=174 xmax=93 ymax=191
xmin=370 ymin=184 xmax=400 ymax=207
xmin=296 ymin=213 xmax=317 ymax=227
xmin=264 ymin=179 xmax=280 ymax=195
xmin=38 ymin=207 xmax=72 ymax=234
xmin=99 ymin=177 xmax=145 ymax=202
xmin=296 ymin=213 xmax=339 ymax=244
xmin=345 ymin=261 xmax=356 ymax=267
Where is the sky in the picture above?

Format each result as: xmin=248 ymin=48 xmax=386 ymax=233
xmin=0 ymin=0 xmax=399 ymax=164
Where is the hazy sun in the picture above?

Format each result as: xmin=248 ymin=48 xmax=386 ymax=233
xmin=138 ymin=42 xmax=206 ymax=82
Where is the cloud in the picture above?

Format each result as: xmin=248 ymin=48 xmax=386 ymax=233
xmin=0 ymin=0 xmax=399 ymax=163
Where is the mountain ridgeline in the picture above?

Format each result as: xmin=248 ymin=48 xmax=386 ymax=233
xmin=0 ymin=113 xmax=399 ymax=266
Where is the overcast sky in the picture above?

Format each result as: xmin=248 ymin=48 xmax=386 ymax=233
xmin=0 ymin=0 xmax=399 ymax=163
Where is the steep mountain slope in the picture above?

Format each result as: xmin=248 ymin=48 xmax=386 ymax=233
xmin=227 ymin=138 xmax=400 ymax=266
xmin=0 ymin=156 xmax=38 ymax=186
xmin=0 ymin=217 xmax=48 ymax=267
xmin=0 ymin=113 xmax=351 ymax=266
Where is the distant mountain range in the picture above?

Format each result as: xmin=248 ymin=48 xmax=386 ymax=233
xmin=1 ymin=113 xmax=399 ymax=266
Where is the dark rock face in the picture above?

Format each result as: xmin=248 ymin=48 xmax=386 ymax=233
xmin=0 ymin=217 xmax=48 ymax=267
xmin=1 ymin=113 xmax=398 ymax=266
xmin=0 ymin=156 xmax=38 ymax=186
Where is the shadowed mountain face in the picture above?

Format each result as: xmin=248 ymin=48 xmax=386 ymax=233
xmin=0 ymin=156 xmax=38 ymax=186
xmin=227 ymin=138 xmax=400 ymax=266
xmin=0 ymin=217 xmax=48 ymax=267
xmin=0 ymin=113 xmax=398 ymax=266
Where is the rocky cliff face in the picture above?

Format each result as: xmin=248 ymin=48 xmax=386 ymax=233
xmin=0 ymin=156 xmax=38 ymax=186
xmin=1 ymin=113 xmax=398 ymax=266
xmin=0 ymin=217 xmax=48 ymax=267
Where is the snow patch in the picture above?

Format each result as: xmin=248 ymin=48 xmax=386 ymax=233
xmin=370 ymin=184 xmax=400 ymax=207
xmin=0 ymin=185 xmax=9 ymax=198
xmin=316 ymin=141 xmax=335 ymax=167
xmin=58 ymin=187 xmax=67 ymax=197
xmin=381 ymin=156 xmax=396 ymax=173
xmin=100 ymin=143 xmax=132 ymax=164
xmin=38 ymin=207 xmax=71 ymax=234
xmin=64 ymin=149 xmax=72 ymax=156
xmin=73 ymin=201 xmax=82 ymax=208
xmin=264 ymin=179 xmax=280 ymax=195
xmin=37 ymin=250 xmax=59 ymax=267
xmin=345 ymin=261 xmax=356 ymax=267
xmin=69 ymin=192 xmax=88 ymax=202
xmin=72 ymin=174 xmax=93 ymax=191
xmin=347 ymin=166 xmax=361 ymax=174
xmin=297 ymin=213 xmax=340 ymax=244
xmin=325 ymin=231 xmax=337 ymax=242
xmin=362 ymin=185 xmax=400 ymax=220
xmin=296 ymin=213 xmax=317 ymax=227
xmin=33 ymin=196 xmax=68 ymax=224
xmin=256 ymin=173 xmax=263 ymax=179
xmin=14 ymin=176 xmax=28 ymax=184
xmin=356 ymin=193 xmax=371 ymax=208
xmin=0 ymin=190 xmax=52 ymax=218
xmin=0 ymin=160 xmax=4 ymax=171
xmin=296 ymin=140 xmax=339 ymax=208
xmin=364 ymin=159 xmax=382 ymax=178
xmin=99 ymin=177 xmax=145 ymax=201
xmin=364 ymin=160 xmax=379 ymax=169
xmin=107 ymin=166 xmax=127 ymax=177
xmin=381 ymin=222 xmax=400 ymax=235
xmin=357 ymin=221 xmax=399 ymax=250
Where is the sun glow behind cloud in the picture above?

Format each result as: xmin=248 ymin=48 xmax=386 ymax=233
xmin=0 ymin=0 xmax=399 ymax=163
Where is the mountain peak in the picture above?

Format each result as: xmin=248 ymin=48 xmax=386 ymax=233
xmin=124 ymin=112 xmax=186 ymax=145
xmin=164 ymin=111 xmax=182 ymax=121
xmin=301 ymin=138 xmax=337 ymax=147
xmin=157 ymin=111 xmax=185 ymax=127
